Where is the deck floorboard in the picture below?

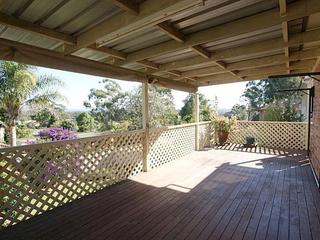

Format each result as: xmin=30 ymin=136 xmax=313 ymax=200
xmin=1 ymin=148 xmax=319 ymax=240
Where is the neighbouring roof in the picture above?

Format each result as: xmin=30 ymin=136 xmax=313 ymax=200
xmin=0 ymin=0 xmax=319 ymax=92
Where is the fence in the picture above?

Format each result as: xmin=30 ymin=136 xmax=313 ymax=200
xmin=228 ymin=121 xmax=308 ymax=150
xmin=0 ymin=122 xmax=211 ymax=228
xmin=0 ymin=121 xmax=306 ymax=228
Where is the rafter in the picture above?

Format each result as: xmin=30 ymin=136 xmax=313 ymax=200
xmin=34 ymin=0 xmax=71 ymax=25
xmin=148 ymin=29 xmax=320 ymax=74
xmin=157 ymin=21 xmax=184 ymax=43
xmin=198 ymin=67 xmax=312 ymax=86
xmin=0 ymin=12 xmax=132 ymax=61
xmin=54 ymin=0 xmax=102 ymax=31
xmin=237 ymin=60 xmax=314 ymax=77
xmin=0 ymin=12 xmax=76 ymax=44
xmin=279 ymin=0 xmax=290 ymax=74
xmin=136 ymin=60 xmax=159 ymax=70
xmin=190 ymin=44 xmax=242 ymax=80
xmin=120 ymin=0 xmax=320 ymax=65
xmin=13 ymin=0 xmax=34 ymax=17
xmin=67 ymin=0 xmax=202 ymax=53
xmin=190 ymin=45 xmax=211 ymax=58
xmin=112 ymin=0 xmax=139 ymax=15
xmin=178 ymin=49 xmax=320 ymax=78
xmin=88 ymin=44 xmax=127 ymax=60
xmin=312 ymin=57 xmax=320 ymax=72
xmin=0 ymin=37 xmax=196 ymax=92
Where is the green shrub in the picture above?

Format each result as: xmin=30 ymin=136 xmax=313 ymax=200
xmin=59 ymin=119 xmax=78 ymax=131
xmin=76 ymin=112 xmax=96 ymax=132
xmin=17 ymin=126 xmax=34 ymax=138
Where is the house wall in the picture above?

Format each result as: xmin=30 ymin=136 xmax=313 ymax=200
xmin=310 ymin=78 xmax=320 ymax=181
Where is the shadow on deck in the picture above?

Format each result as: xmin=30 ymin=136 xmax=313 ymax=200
xmin=1 ymin=148 xmax=320 ymax=240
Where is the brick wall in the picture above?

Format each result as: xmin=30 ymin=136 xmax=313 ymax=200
xmin=310 ymin=79 xmax=320 ymax=180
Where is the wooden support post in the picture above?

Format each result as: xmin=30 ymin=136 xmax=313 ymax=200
xmin=195 ymin=91 xmax=200 ymax=150
xmin=142 ymin=81 xmax=150 ymax=172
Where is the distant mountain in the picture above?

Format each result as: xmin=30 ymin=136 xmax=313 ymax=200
xmin=218 ymin=108 xmax=231 ymax=115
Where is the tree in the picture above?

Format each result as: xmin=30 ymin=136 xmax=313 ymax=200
xmin=76 ymin=112 xmax=96 ymax=132
xmin=0 ymin=61 xmax=64 ymax=146
xmin=148 ymin=85 xmax=179 ymax=127
xmin=243 ymin=77 xmax=306 ymax=121
xmin=60 ymin=119 xmax=78 ymax=131
xmin=180 ymin=93 xmax=215 ymax=123
xmin=84 ymin=79 xmax=130 ymax=130
xmin=224 ymin=104 xmax=248 ymax=120
xmin=84 ymin=80 xmax=180 ymax=130
xmin=31 ymin=109 xmax=57 ymax=127
xmin=125 ymin=85 xmax=180 ymax=128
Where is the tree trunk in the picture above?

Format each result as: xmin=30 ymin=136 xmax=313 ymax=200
xmin=8 ymin=125 xmax=17 ymax=147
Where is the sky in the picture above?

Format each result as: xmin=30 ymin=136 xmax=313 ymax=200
xmin=36 ymin=67 xmax=248 ymax=111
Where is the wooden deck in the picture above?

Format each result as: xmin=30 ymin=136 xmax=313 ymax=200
xmin=1 ymin=148 xmax=320 ymax=240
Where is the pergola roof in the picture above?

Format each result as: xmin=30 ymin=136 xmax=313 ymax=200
xmin=0 ymin=0 xmax=319 ymax=92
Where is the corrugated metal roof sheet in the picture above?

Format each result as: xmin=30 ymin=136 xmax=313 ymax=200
xmin=0 ymin=0 xmax=318 ymax=88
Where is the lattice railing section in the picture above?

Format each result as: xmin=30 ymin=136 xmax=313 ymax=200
xmin=0 ymin=131 xmax=144 ymax=228
xmin=228 ymin=121 xmax=308 ymax=150
xmin=199 ymin=122 xmax=212 ymax=149
xmin=148 ymin=124 xmax=195 ymax=169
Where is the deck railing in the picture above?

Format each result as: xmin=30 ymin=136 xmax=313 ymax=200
xmin=228 ymin=121 xmax=308 ymax=150
xmin=0 ymin=121 xmax=306 ymax=228
xmin=0 ymin=122 xmax=210 ymax=228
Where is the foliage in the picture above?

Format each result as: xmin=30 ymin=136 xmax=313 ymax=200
xmin=211 ymin=116 xmax=237 ymax=133
xmin=76 ymin=112 xmax=96 ymax=132
xmin=16 ymin=125 xmax=33 ymax=138
xmin=110 ymin=120 xmax=132 ymax=132
xmin=84 ymin=79 xmax=180 ymax=130
xmin=179 ymin=93 xmax=215 ymax=123
xmin=84 ymin=79 xmax=130 ymax=130
xmin=263 ymin=99 xmax=303 ymax=122
xmin=0 ymin=61 xmax=65 ymax=145
xmin=224 ymin=104 xmax=248 ymax=120
xmin=59 ymin=119 xmax=78 ymax=131
xmin=31 ymin=109 xmax=56 ymax=127
xmin=243 ymin=77 xmax=306 ymax=122
xmin=148 ymin=85 xmax=179 ymax=127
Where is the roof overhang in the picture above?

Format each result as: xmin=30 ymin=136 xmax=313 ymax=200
xmin=0 ymin=0 xmax=319 ymax=92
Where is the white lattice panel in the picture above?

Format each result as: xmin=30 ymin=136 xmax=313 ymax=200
xmin=0 ymin=131 xmax=144 ymax=228
xmin=228 ymin=121 xmax=308 ymax=150
xmin=199 ymin=122 xmax=212 ymax=149
xmin=148 ymin=125 xmax=195 ymax=169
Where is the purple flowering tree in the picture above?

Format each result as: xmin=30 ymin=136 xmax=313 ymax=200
xmin=38 ymin=127 xmax=77 ymax=141
xmin=27 ymin=128 xmax=81 ymax=184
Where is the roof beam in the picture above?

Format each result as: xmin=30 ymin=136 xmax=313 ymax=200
xmin=190 ymin=45 xmax=211 ymax=58
xmin=0 ymin=12 xmax=76 ymax=44
xmin=198 ymin=68 xmax=312 ymax=86
xmin=279 ymin=0 xmax=290 ymax=74
xmin=112 ymin=0 xmax=139 ymax=15
xmin=68 ymin=0 xmax=202 ymax=53
xmin=312 ymin=57 xmax=320 ymax=71
xmin=179 ymin=49 xmax=320 ymax=78
xmin=121 ymin=0 xmax=320 ymax=65
xmin=190 ymin=44 xmax=243 ymax=80
xmin=197 ymin=62 xmax=314 ymax=84
xmin=237 ymin=60 xmax=315 ymax=77
xmin=88 ymin=44 xmax=127 ymax=60
xmin=0 ymin=12 xmax=130 ymax=60
xmin=136 ymin=60 xmax=159 ymax=70
xmin=149 ymin=28 xmax=320 ymax=74
xmin=34 ymin=0 xmax=71 ymax=25
xmin=13 ymin=0 xmax=34 ymax=17
xmin=156 ymin=21 xmax=185 ymax=43
xmin=0 ymin=37 xmax=196 ymax=92
xmin=54 ymin=0 xmax=100 ymax=31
